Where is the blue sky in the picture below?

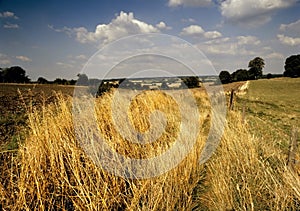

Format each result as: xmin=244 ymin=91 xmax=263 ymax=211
xmin=0 ymin=0 xmax=300 ymax=80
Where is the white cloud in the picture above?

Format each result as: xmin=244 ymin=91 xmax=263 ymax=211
xmin=237 ymin=36 xmax=261 ymax=45
xmin=279 ymin=19 xmax=300 ymax=32
xmin=220 ymin=0 xmax=297 ymax=27
xmin=198 ymin=35 xmax=265 ymax=56
xmin=16 ymin=56 xmax=32 ymax=62
xmin=51 ymin=11 xmax=161 ymax=46
xmin=168 ymin=0 xmax=212 ymax=7
xmin=277 ymin=34 xmax=300 ymax=46
xmin=180 ymin=24 xmax=222 ymax=39
xmin=204 ymin=31 xmax=222 ymax=39
xmin=3 ymin=23 xmax=19 ymax=29
xmin=265 ymin=52 xmax=284 ymax=59
xmin=156 ymin=21 xmax=172 ymax=30
xmin=0 ymin=53 xmax=11 ymax=65
xmin=0 ymin=11 xmax=18 ymax=19
xmin=181 ymin=25 xmax=204 ymax=35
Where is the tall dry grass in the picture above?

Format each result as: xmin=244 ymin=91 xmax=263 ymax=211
xmin=198 ymin=111 xmax=300 ymax=210
xmin=0 ymin=87 xmax=300 ymax=210
xmin=0 ymin=89 xmax=209 ymax=210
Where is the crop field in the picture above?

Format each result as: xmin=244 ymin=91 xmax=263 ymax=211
xmin=0 ymin=78 xmax=300 ymax=210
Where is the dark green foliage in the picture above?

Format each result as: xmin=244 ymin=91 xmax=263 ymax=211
xmin=53 ymin=78 xmax=69 ymax=85
xmin=284 ymin=54 xmax=300 ymax=77
xmin=0 ymin=66 xmax=30 ymax=83
xmin=266 ymin=73 xmax=273 ymax=79
xmin=69 ymin=79 xmax=77 ymax=85
xmin=181 ymin=76 xmax=200 ymax=88
xmin=248 ymin=57 xmax=264 ymax=79
xmin=231 ymin=69 xmax=249 ymax=82
xmin=37 ymin=77 xmax=48 ymax=84
xmin=219 ymin=70 xmax=232 ymax=84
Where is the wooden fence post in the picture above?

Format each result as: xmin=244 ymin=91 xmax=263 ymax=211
xmin=229 ymin=89 xmax=235 ymax=110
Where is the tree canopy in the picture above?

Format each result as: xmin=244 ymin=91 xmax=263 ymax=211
xmin=0 ymin=66 xmax=30 ymax=83
xmin=284 ymin=54 xmax=300 ymax=77
xmin=248 ymin=57 xmax=264 ymax=79
xmin=232 ymin=69 xmax=249 ymax=82
xmin=219 ymin=70 xmax=232 ymax=84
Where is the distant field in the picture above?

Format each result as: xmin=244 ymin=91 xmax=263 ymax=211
xmin=0 ymin=84 xmax=78 ymax=148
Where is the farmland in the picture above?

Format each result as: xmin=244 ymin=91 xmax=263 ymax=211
xmin=0 ymin=84 xmax=79 ymax=149
xmin=0 ymin=78 xmax=300 ymax=210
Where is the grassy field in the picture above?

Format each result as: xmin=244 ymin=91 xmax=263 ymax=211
xmin=0 ymin=78 xmax=300 ymax=210
xmin=237 ymin=77 xmax=300 ymax=155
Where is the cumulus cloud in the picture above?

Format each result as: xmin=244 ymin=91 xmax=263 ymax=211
xmin=168 ymin=0 xmax=212 ymax=7
xmin=156 ymin=21 xmax=172 ymax=30
xmin=277 ymin=34 xmax=300 ymax=46
xmin=237 ymin=36 xmax=261 ymax=45
xmin=3 ymin=23 xmax=19 ymax=29
xmin=16 ymin=56 xmax=32 ymax=62
xmin=198 ymin=35 xmax=266 ymax=56
xmin=181 ymin=25 xmax=204 ymax=35
xmin=0 ymin=11 xmax=18 ymax=19
xmin=220 ymin=0 xmax=297 ymax=27
xmin=50 ymin=11 xmax=162 ymax=46
xmin=204 ymin=31 xmax=222 ymax=39
xmin=180 ymin=24 xmax=222 ymax=39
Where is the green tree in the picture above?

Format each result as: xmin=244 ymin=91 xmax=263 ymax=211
xmin=181 ymin=76 xmax=200 ymax=88
xmin=231 ymin=69 xmax=249 ymax=82
xmin=219 ymin=70 xmax=232 ymax=84
xmin=248 ymin=57 xmax=265 ymax=79
xmin=1 ymin=66 xmax=30 ymax=83
xmin=266 ymin=73 xmax=273 ymax=79
xmin=54 ymin=78 xmax=63 ymax=84
xmin=284 ymin=54 xmax=300 ymax=77
xmin=37 ymin=77 xmax=48 ymax=84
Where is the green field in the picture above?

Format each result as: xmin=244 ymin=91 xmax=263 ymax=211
xmin=238 ymin=78 xmax=300 ymax=151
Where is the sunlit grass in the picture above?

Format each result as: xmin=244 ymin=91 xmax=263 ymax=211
xmin=1 ymin=79 xmax=300 ymax=210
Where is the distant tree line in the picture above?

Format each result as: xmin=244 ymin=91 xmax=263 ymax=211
xmin=1 ymin=54 xmax=300 ymax=87
xmin=219 ymin=57 xmax=265 ymax=84
xmin=219 ymin=54 xmax=300 ymax=84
